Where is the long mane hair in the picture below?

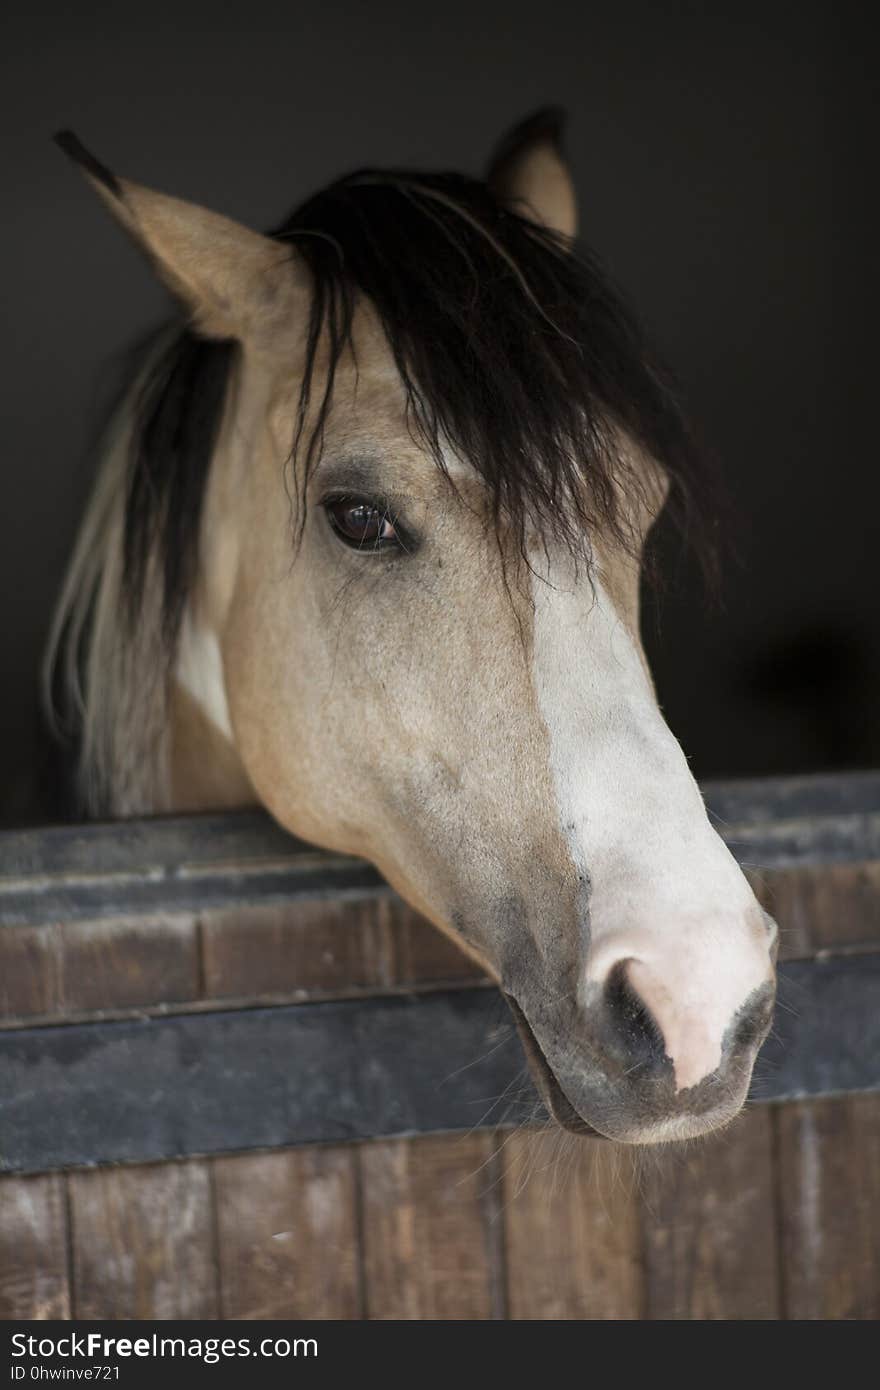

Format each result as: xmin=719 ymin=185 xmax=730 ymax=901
xmin=47 ymin=159 xmax=718 ymax=816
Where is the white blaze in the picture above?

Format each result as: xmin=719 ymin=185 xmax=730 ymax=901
xmin=530 ymin=560 xmax=773 ymax=1091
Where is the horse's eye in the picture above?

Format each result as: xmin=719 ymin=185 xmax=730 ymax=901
xmin=324 ymin=496 xmax=400 ymax=550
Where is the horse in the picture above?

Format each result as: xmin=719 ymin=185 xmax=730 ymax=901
xmin=47 ymin=110 xmax=777 ymax=1145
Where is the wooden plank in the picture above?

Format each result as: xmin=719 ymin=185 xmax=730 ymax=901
xmin=201 ymin=894 xmax=481 ymax=1004
xmin=201 ymin=898 xmax=394 ymax=1000
xmin=3 ymin=771 xmax=878 ymax=928
xmin=359 ymin=1132 xmax=501 ymax=1319
xmin=6 ymin=865 xmax=870 ymax=1028
xmin=0 ymin=924 xmax=60 ymax=1020
xmin=0 ymin=810 xmax=384 ymax=928
xmin=214 ymin=1147 xmax=360 ymax=1318
xmin=0 ymin=988 xmax=517 ymax=1172
xmin=503 ymin=1128 xmax=643 ymax=1318
xmin=390 ymin=903 xmax=487 ymax=986
xmin=2 ymin=958 xmax=878 ymax=1173
xmin=0 ymin=808 xmax=301 ymax=877
xmin=68 ymin=1161 xmax=217 ymax=1318
xmin=753 ymin=954 xmax=880 ymax=1102
xmin=777 ymin=1093 xmax=880 ymax=1319
xmin=0 ymin=860 xmax=385 ymax=930
xmin=704 ymin=770 xmax=880 ymax=825
xmin=0 ymin=1173 xmax=70 ymax=1318
xmin=639 ymin=1106 xmax=779 ymax=1319
xmin=0 ymin=899 xmax=481 ymax=1027
xmin=59 ymin=914 xmax=199 ymax=1013
xmin=757 ymin=863 xmax=880 ymax=960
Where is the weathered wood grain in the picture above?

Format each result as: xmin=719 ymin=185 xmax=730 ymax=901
xmin=639 ymin=1106 xmax=779 ymax=1319
xmin=68 ymin=1161 xmax=217 ymax=1319
xmin=390 ymin=905 xmax=486 ymax=986
xmin=777 ymin=1093 xmax=880 ymax=1319
xmin=0 ymin=924 xmax=60 ymax=1020
xmin=359 ymin=1133 xmax=501 ymax=1319
xmin=756 ymin=863 xmax=880 ymax=960
xmin=214 ymin=1146 xmax=361 ymax=1319
xmin=0 ymin=810 xmax=300 ymax=878
xmin=0 ymin=1173 xmax=70 ymax=1318
xmin=503 ymin=1128 xmax=643 ymax=1318
xmin=201 ymin=898 xmax=394 ymax=1000
xmin=59 ymin=914 xmax=199 ymax=1013
xmin=0 ymin=989 xmax=521 ymax=1172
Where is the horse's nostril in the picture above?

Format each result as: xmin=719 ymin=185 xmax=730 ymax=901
xmin=730 ymin=982 xmax=776 ymax=1052
xmin=603 ymin=959 xmax=669 ymax=1075
xmin=592 ymin=951 xmax=775 ymax=1094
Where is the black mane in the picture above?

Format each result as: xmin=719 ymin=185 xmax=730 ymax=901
xmin=125 ymin=166 xmax=718 ymax=639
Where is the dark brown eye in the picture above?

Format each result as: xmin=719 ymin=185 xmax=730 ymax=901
xmin=324 ymin=496 xmax=400 ymax=550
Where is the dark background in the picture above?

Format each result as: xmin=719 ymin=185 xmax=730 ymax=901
xmin=2 ymin=1 xmax=875 ymax=824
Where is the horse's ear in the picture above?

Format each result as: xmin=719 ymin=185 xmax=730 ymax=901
xmin=487 ymin=107 xmax=578 ymax=241
xmin=54 ymin=131 xmax=304 ymax=344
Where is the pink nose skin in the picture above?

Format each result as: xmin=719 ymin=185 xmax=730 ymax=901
xmin=624 ymin=959 xmax=724 ymax=1091
xmin=586 ymin=922 xmax=776 ymax=1094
